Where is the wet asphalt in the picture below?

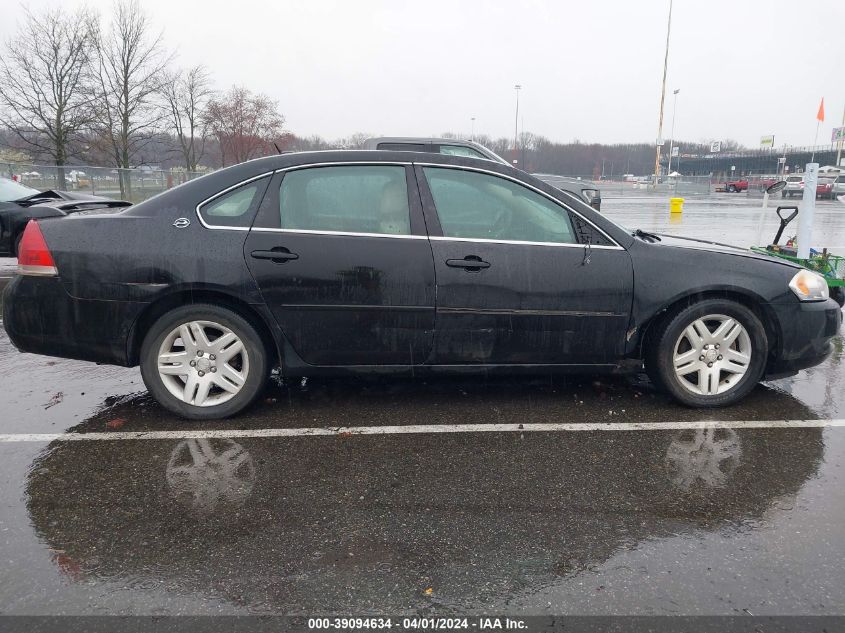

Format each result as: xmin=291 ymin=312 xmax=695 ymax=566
xmin=0 ymin=192 xmax=844 ymax=617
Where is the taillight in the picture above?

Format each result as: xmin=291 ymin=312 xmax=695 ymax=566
xmin=17 ymin=220 xmax=57 ymax=276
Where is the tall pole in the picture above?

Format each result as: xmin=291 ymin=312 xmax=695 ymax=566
xmin=513 ymin=85 xmax=521 ymax=163
xmin=653 ymin=0 xmax=673 ymax=185
xmin=471 ymin=117 xmax=476 ymax=142
xmin=837 ymin=104 xmax=845 ymax=168
xmin=667 ymin=88 xmax=680 ymax=176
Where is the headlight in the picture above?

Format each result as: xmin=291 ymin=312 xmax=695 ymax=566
xmin=582 ymin=189 xmax=599 ymax=202
xmin=788 ymin=269 xmax=829 ymax=301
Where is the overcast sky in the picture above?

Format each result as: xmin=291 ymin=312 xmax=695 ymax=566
xmin=3 ymin=0 xmax=844 ymax=148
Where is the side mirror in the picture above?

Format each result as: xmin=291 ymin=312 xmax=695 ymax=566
xmin=766 ymin=180 xmax=787 ymax=195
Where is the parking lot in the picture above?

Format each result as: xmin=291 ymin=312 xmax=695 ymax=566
xmin=1 ymin=193 xmax=844 ymax=619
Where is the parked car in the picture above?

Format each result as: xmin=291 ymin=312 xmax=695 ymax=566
xmin=4 ymin=151 xmax=840 ymax=419
xmin=364 ymin=137 xmax=602 ymax=210
xmin=782 ymin=175 xmax=803 ymax=198
xmin=816 ymin=177 xmax=836 ymax=200
xmin=532 ymin=173 xmax=601 ymax=211
xmin=832 ymin=174 xmax=845 ymax=200
xmin=0 ymin=177 xmax=131 ymax=257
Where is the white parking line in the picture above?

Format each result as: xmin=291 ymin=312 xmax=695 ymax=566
xmin=0 ymin=419 xmax=843 ymax=442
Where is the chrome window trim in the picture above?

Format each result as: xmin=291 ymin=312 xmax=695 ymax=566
xmin=250 ymin=227 xmax=427 ymax=240
xmin=195 ymin=171 xmax=274 ymax=231
xmin=428 ymin=236 xmax=620 ymax=250
xmin=416 ymin=162 xmax=623 ymax=249
xmin=194 ymin=160 xmax=624 ymax=251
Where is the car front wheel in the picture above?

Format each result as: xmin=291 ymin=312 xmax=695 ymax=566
xmin=140 ymin=304 xmax=269 ymax=420
xmin=647 ymin=299 xmax=768 ymax=407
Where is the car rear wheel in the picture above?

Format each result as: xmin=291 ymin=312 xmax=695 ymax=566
xmin=14 ymin=233 xmax=23 ymax=258
xmin=646 ymin=299 xmax=768 ymax=407
xmin=140 ymin=304 xmax=268 ymax=420
xmin=728 ymin=185 xmax=736 ymax=192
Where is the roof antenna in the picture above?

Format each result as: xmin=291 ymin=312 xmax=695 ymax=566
xmin=273 ymin=142 xmax=283 ymax=154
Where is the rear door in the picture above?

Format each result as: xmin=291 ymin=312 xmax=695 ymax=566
xmin=417 ymin=165 xmax=633 ymax=365
xmin=243 ymin=163 xmax=436 ymax=366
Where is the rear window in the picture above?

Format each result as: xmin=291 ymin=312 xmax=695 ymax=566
xmin=437 ymin=145 xmax=488 ymax=159
xmin=279 ymin=165 xmax=411 ymax=235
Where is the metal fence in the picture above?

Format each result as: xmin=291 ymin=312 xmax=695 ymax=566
xmin=2 ymin=163 xmax=207 ymax=203
xmin=560 ymin=175 xmax=714 ymax=198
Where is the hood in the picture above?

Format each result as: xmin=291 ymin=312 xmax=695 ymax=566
xmin=651 ymin=233 xmax=803 ymax=269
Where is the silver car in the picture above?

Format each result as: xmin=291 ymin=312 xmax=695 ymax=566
xmin=364 ymin=136 xmax=602 ymax=210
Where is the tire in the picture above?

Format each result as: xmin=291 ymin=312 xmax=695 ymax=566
xmin=14 ymin=233 xmax=23 ymax=258
xmin=728 ymin=185 xmax=737 ymax=193
xmin=645 ymin=299 xmax=768 ymax=408
xmin=781 ymin=191 xmax=787 ymax=198
xmin=832 ymin=287 xmax=845 ymax=308
xmin=140 ymin=304 xmax=269 ymax=420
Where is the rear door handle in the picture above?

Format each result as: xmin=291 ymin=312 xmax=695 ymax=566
xmin=250 ymin=248 xmax=299 ymax=263
xmin=446 ymin=256 xmax=490 ymax=271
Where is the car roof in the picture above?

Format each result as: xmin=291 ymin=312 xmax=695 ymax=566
xmin=365 ymin=136 xmax=485 ymax=146
xmin=196 ymin=149 xmax=519 ymax=181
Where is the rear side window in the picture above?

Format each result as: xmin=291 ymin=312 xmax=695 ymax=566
xmin=423 ymin=167 xmax=576 ymax=244
xmin=279 ymin=165 xmax=411 ymax=235
xmin=199 ymin=177 xmax=269 ymax=227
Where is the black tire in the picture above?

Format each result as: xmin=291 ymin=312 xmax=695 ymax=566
xmin=140 ymin=304 xmax=269 ymax=420
xmin=781 ymin=191 xmax=787 ymax=198
xmin=14 ymin=233 xmax=23 ymax=258
xmin=832 ymin=287 xmax=845 ymax=308
xmin=728 ymin=185 xmax=737 ymax=193
xmin=645 ymin=299 xmax=768 ymax=408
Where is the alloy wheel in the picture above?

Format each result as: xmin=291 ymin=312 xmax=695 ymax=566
xmin=671 ymin=313 xmax=752 ymax=396
xmin=157 ymin=320 xmax=249 ymax=407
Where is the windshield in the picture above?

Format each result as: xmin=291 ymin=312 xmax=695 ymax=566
xmin=0 ymin=178 xmax=39 ymax=202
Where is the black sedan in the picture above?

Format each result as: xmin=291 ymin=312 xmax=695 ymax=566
xmin=3 ymin=151 xmax=840 ymax=419
xmin=0 ymin=176 xmax=130 ymax=257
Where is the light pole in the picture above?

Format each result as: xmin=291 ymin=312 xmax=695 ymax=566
xmin=513 ymin=85 xmax=521 ymax=162
xmin=666 ymin=88 xmax=680 ymax=176
xmin=653 ymin=0 xmax=673 ymax=184
xmin=471 ymin=117 xmax=476 ymax=142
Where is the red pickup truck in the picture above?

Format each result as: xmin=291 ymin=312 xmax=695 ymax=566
xmin=723 ymin=178 xmax=748 ymax=193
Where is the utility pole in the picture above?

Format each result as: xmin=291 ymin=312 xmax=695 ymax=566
xmin=471 ymin=117 xmax=476 ymax=142
xmin=513 ymin=85 xmax=521 ymax=163
xmin=667 ymin=88 xmax=680 ymax=176
xmin=653 ymin=0 xmax=673 ymax=185
xmin=837 ymin=104 xmax=845 ymax=168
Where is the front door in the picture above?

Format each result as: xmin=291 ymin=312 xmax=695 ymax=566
xmin=244 ymin=164 xmax=435 ymax=366
xmin=417 ymin=165 xmax=633 ymax=365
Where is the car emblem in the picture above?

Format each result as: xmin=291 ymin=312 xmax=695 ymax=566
xmin=173 ymin=218 xmax=191 ymax=229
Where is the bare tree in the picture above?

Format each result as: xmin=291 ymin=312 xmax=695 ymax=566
xmin=94 ymin=0 xmax=172 ymax=197
xmin=160 ymin=65 xmax=213 ymax=173
xmin=0 ymin=6 xmax=96 ymax=187
xmin=205 ymin=86 xmax=285 ymax=166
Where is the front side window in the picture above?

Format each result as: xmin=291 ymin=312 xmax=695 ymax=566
xmin=438 ymin=145 xmax=488 ymax=160
xmin=423 ymin=167 xmax=576 ymax=244
xmin=199 ymin=177 xmax=268 ymax=227
xmin=279 ymin=165 xmax=410 ymax=235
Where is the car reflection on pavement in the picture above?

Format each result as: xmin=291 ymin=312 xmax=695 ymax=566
xmin=26 ymin=385 xmax=824 ymax=613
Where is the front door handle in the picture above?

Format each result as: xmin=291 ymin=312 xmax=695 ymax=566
xmin=446 ymin=255 xmax=490 ymax=271
xmin=251 ymin=248 xmax=299 ymax=263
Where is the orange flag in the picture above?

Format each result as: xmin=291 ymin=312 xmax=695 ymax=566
xmin=817 ymin=98 xmax=825 ymax=122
